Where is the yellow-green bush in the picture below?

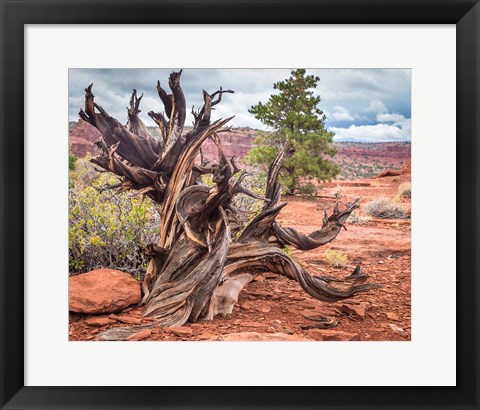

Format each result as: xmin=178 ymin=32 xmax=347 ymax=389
xmin=69 ymin=160 xmax=160 ymax=277
xmin=364 ymin=198 xmax=409 ymax=219
xmin=397 ymin=182 xmax=411 ymax=198
xmin=324 ymin=249 xmax=350 ymax=269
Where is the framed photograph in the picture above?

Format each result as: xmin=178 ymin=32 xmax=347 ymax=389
xmin=1 ymin=1 xmax=478 ymax=409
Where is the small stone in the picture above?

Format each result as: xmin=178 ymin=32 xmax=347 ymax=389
xmin=249 ymin=290 xmax=270 ymax=298
xmin=127 ymin=329 xmax=151 ymax=341
xmin=308 ymin=329 xmax=360 ymax=341
xmin=170 ymin=326 xmax=193 ymax=337
xmin=197 ymin=334 xmax=214 ymax=340
xmin=241 ymin=321 xmax=267 ymax=328
xmin=389 ymin=324 xmax=404 ymax=333
xmin=302 ymin=307 xmax=339 ymax=317
xmin=239 ymin=301 xmax=253 ymax=310
xmin=111 ymin=315 xmax=142 ymax=325
xmin=290 ymin=296 xmax=306 ymax=302
xmin=385 ymin=312 xmax=400 ymax=321
xmin=84 ymin=316 xmax=115 ymax=326
xmin=339 ymin=303 xmax=367 ymax=319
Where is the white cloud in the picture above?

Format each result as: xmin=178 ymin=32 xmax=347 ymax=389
xmin=330 ymin=123 xmax=410 ymax=142
xmin=330 ymin=111 xmax=411 ymax=142
xmin=331 ymin=106 xmax=354 ymax=121
xmin=377 ymin=112 xmax=407 ymax=124
xmin=366 ymin=100 xmax=388 ymax=114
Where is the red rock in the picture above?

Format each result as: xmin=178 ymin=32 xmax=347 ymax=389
xmin=84 ymin=316 xmax=115 ymax=326
xmin=241 ymin=321 xmax=267 ymax=328
xmin=308 ymin=329 xmax=360 ymax=341
xmin=302 ymin=307 xmax=339 ymax=317
xmin=254 ymin=272 xmax=278 ymax=281
xmin=290 ymin=295 xmax=306 ymax=302
xmin=197 ymin=334 xmax=215 ymax=340
xmin=389 ymin=324 xmax=404 ymax=333
xmin=127 ymin=329 xmax=152 ymax=341
xmin=109 ymin=315 xmax=142 ymax=325
xmin=69 ymin=269 xmax=141 ymax=314
xmin=219 ymin=332 xmax=307 ymax=341
xmin=249 ymin=290 xmax=270 ymax=298
xmin=170 ymin=326 xmax=193 ymax=337
xmin=385 ymin=312 xmax=400 ymax=321
xmin=69 ymin=120 xmax=101 ymax=157
xmin=239 ymin=301 xmax=253 ymax=310
xmin=339 ymin=303 xmax=367 ymax=319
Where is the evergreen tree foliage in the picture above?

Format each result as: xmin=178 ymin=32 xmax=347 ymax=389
xmin=245 ymin=69 xmax=340 ymax=193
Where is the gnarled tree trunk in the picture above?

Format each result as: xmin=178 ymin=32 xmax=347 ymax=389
xmin=79 ymin=70 xmax=379 ymax=329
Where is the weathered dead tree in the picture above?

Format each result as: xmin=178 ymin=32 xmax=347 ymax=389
xmin=79 ymin=70 xmax=379 ymax=328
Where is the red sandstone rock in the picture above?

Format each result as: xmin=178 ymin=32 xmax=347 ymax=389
xmin=109 ymin=314 xmax=143 ymax=325
xmin=69 ymin=120 xmax=101 ymax=157
xmin=170 ymin=326 xmax=193 ymax=337
xmin=339 ymin=303 xmax=368 ymax=319
xmin=385 ymin=312 xmax=400 ymax=321
xmin=127 ymin=329 xmax=152 ymax=341
xmin=302 ymin=307 xmax=340 ymax=317
xmin=84 ymin=316 xmax=115 ymax=326
xmin=69 ymin=269 xmax=141 ymax=314
xmin=308 ymin=329 xmax=360 ymax=341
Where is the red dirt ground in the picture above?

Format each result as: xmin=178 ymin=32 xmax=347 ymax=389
xmin=69 ymin=173 xmax=411 ymax=342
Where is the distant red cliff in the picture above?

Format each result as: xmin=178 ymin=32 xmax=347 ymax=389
xmin=69 ymin=120 xmax=101 ymax=157
xmin=69 ymin=120 xmax=410 ymax=179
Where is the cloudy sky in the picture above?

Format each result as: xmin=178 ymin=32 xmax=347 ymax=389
xmin=69 ymin=68 xmax=411 ymax=142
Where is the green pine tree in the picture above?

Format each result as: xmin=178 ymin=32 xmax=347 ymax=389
xmin=245 ymin=69 xmax=340 ymax=194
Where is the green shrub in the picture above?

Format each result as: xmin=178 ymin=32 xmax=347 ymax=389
xmin=397 ymin=182 xmax=411 ymax=198
xmin=69 ymin=162 xmax=160 ymax=277
xmin=324 ymin=250 xmax=350 ymax=269
xmin=68 ymin=151 xmax=77 ymax=170
xmin=364 ymin=198 xmax=409 ymax=219
xmin=298 ymin=182 xmax=317 ymax=199
xmin=283 ymin=245 xmax=293 ymax=257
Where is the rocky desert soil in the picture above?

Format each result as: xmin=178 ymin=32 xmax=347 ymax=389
xmin=69 ymin=171 xmax=411 ymax=342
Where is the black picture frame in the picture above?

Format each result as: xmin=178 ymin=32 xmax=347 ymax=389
xmin=1 ymin=1 xmax=479 ymax=409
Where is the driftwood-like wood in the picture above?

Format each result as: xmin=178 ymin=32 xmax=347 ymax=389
xmin=80 ymin=70 xmax=380 ymax=329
